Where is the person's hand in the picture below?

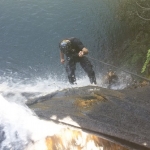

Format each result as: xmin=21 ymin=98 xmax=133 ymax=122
xmin=61 ymin=59 xmax=65 ymax=64
xmin=78 ymin=51 xmax=84 ymax=57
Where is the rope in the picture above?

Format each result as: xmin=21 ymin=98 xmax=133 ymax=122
xmin=87 ymin=55 xmax=150 ymax=82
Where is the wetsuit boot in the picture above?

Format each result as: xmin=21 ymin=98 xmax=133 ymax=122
xmin=89 ymin=75 xmax=97 ymax=84
xmin=68 ymin=75 xmax=76 ymax=85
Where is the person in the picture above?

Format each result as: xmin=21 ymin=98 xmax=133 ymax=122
xmin=59 ymin=37 xmax=97 ymax=85
xmin=103 ymin=70 xmax=118 ymax=89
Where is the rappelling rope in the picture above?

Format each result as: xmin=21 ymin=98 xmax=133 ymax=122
xmin=86 ymin=55 xmax=150 ymax=82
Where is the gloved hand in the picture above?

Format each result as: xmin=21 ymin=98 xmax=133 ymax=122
xmin=78 ymin=51 xmax=84 ymax=57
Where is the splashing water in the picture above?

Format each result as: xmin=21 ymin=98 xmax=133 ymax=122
xmin=0 ymin=95 xmax=64 ymax=150
xmin=0 ymin=72 xmax=132 ymax=96
xmin=0 ymin=72 xmax=132 ymax=150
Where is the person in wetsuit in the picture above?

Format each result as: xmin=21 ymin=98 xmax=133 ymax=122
xmin=59 ymin=37 xmax=96 ymax=85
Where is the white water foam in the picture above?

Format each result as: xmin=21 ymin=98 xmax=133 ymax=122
xmin=0 ymin=72 xmax=131 ymax=104
xmin=0 ymin=95 xmax=65 ymax=150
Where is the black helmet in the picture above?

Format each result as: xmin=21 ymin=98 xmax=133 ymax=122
xmin=59 ymin=40 xmax=71 ymax=54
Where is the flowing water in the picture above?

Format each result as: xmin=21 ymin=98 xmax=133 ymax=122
xmin=0 ymin=0 xmax=131 ymax=149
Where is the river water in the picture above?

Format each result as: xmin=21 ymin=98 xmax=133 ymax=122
xmin=0 ymin=0 xmax=131 ymax=149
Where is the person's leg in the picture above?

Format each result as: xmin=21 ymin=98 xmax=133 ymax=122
xmin=80 ymin=57 xmax=97 ymax=84
xmin=65 ymin=58 xmax=76 ymax=84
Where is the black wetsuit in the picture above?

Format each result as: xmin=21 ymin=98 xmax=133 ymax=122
xmin=60 ymin=37 xmax=96 ymax=84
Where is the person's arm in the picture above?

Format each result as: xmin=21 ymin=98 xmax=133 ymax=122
xmin=60 ymin=51 xmax=65 ymax=64
xmin=78 ymin=47 xmax=88 ymax=57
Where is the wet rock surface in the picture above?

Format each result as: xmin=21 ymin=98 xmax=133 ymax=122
xmin=28 ymin=85 xmax=150 ymax=150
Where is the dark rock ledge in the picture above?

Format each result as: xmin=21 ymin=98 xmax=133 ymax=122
xmin=28 ymin=85 xmax=150 ymax=150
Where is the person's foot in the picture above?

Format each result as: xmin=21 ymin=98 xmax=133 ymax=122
xmin=90 ymin=76 xmax=97 ymax=84
xmin=68 ymin=76 xmax=76 ymax=85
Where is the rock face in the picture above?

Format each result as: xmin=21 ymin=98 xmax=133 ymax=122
xmin=28 ymin=85 xmax=150 ymax=150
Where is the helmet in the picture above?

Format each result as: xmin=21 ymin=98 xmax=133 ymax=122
xmin=59 ymin=40 xmax=71 ymax=54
